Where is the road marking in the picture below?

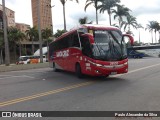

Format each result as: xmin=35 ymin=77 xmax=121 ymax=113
xmin=0 ymin=82 xmax=94 ymax=107
xmin=0 ymin=75 xmax=12 ymax=76
xmin=128 ymin=63 xmax=160 ymax=74
xmin=1 ymin=62 xmax=160 ymax=107
xmin=0 ymin=75 xmax=35 ymax=80
xmin=113 ymin=63 xmax=160 ymax=77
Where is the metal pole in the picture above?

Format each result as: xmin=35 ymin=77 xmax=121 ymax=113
xmin=139 ymin=29 xmax=141 ymax=43
xmin=2 ymin=0 xmax=10 ymax=66
xmin=51 ymin=5 xmax=55 ymax=35
xmin=37 ymin=0 xmax=43 ymax=63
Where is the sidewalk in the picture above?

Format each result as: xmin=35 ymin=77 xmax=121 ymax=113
xmin=0 ymin=62 xmax=50 ymax=72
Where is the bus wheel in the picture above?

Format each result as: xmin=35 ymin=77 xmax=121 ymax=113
xmin=75 ymin=64 xmax=83 ymax=78
xmin=53 ymin=62 xmax=59 ymax=72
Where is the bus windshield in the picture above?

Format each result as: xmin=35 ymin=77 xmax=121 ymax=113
xmin=92 ymin=30 xmax=127 ymax=61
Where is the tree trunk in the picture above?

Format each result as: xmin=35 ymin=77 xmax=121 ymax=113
xmin=63 ymin=4 xmax=66 ymax=31
xmin=47 ymin=40 xmax=49 ymax=62
xmin=25 ymin=44 xmax=27 ymax=55
xmin=96 ymin=8 xmax=98 ymax=24
xmin=0 ymin=49 xmax=3 ymax=64
xmin=159 ymin=32 xmax=160 ymax=43
xmin=32 ymin=39 xmax=34 ymax=55
xmin=2 ymin=0 xmax=10 ymax=66
xmin=139 ymin=29 xmax=141 ymax=43
xmin=151 ymin=31 xmax=153 ymax=43
xmin=14 ymin=44 xmax=16 ymax=61
xmin=109 ymin=13 xmax=111 ymax=26
xmin=155 ymin=31 xmax=157 ymax=43
xmin=119 ymin=16 xmax=123 ymax=30
xmin=19 ymin=43 xmax=21 ymax=56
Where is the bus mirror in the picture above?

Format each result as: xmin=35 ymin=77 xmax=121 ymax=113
xmin=122 ymin=34 xmax=134 ymax=45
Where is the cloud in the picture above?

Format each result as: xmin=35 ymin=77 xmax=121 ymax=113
xmin=131 ymin=6 xmax=160 ymax=17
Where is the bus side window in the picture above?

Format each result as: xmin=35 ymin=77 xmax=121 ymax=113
xmin=80 ymin=36 xmax=92 ymax=57
xmin=72 ymin=34 xmax=80 ymax=47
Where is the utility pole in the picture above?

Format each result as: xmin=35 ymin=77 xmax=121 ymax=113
xmin=2 ymin=0 xmax=10 ymax=66
xmin=37 ymin=0 xmax=43 ymax=63
xmin=50 ymin=5 xmax=55 ymax=35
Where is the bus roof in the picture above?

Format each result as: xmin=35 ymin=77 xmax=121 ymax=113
xmin=53 ymin=24 xmax=119 ymax=42
xmin=81 ymin=24 xmax=119 ymax=30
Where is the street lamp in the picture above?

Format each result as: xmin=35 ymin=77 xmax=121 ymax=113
xmin=37 ymin=0 xmax=43 ymax=63
xmin=2 ymin=0 xmax=10 ymax=66
xmin=46 ymin=4 xmax=55 ymax=35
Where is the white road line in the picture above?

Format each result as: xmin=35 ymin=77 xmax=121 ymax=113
xmin=0 ymin=75 xmax=12 ymax=77
xmin=0 ymin=75 xmax=35 ymax=79
xmin=113 ymin=63 xmax=160 ymax=77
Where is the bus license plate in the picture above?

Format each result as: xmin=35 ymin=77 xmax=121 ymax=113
xmin=111 ymin=72 xmax=117 ymax=75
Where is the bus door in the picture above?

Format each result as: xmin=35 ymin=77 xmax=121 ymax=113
xmin=80 ymin=35 xmax=93 ymax=74
xmin=67 ymin=33 xmax=81 ymax=71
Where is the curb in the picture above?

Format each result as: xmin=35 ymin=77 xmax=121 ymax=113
xmin=0 ymin=63 xmax=50 ymax=72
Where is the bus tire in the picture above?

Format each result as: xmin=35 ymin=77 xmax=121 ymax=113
xmin=53 ymin=62 xmax=59 ymax=72
xmin=75 ymin=63 xmax=83 ymax=78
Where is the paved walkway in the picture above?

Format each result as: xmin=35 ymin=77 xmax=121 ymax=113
xmin=0 ymin=63 xmax=50 ymax=72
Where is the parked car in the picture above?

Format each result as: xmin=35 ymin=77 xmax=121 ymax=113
xmin=16 ymin=56 xmax=31 ymax=65
xmin=128 ymin=50 xmax=145 ymax=58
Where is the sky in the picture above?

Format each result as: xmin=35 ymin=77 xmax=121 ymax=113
xmin=1 ymin=0 xmax=160 ymax=43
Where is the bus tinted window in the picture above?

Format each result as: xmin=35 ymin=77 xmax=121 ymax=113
xmin=72 ymin=33 xmax=80 ymax=47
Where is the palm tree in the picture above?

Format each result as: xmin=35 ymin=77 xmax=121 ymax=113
xmin=98 ymin=0 xmax=120 ymax=25
xmin=60 ymin=0 xmax=79 ymax=31
xmin=156 ymin=23 xmax=160 ymax=43
xmin=25 ymin=27 xmax=38 ymax=54
xmin=146 ymin=21 xmax=158 ymax=43
xmin=85 ymin=0 xmax=101 ymax=24
xmin=8 ymin=27 xmax=25 ymax=59
xmin=152 ymin=21 xmax=159 ymax=43
xmin=136 ymin=23 xmax=143 ymax=43
xmin=42 ymin=28 xmax=53 ymax=54
xmin=79 ymin=16 xmax=93 ymax=24
xmin=54 ymin=29 xmax=67 ymax=38
xmin=121 ymin=15 xmax=137 ymax=32
xmin=17 ymin=32 xmax=25 ymax=56
xmin=112 ymin=5 xmax=131 ymax=29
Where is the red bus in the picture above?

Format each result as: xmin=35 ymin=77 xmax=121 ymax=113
xmin=49 ymin=24 xmax=134 ymax=78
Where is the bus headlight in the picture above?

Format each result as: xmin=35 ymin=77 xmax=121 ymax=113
xmin=96 ymin=64 xmax=103 ymax=67
xmin=88 ymin=60 xmax=103 ymax=67
xmin=123 ymin=62 xmax=128 ymax=65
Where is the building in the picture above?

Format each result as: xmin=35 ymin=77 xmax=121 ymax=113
xmin=31 ymin=0 xmax=52 ymax=30
xmin=0 ymin=4 xmax=15 ymax=29
xmin=16 ymin=23 xmax=30 ymax=33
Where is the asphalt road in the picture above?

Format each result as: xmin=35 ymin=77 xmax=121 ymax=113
xmin=0 ymin=57 xmax=160 ymax=120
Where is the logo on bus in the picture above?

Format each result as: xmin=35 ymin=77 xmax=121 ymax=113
xmin=56 ymin=50 xmax=69 ymax=58
xmin=110 ymin=62 xmax=118 ymax=66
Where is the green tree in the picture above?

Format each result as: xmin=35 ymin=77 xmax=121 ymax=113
xmin=17 ymin=31 xmax=25 ymax=56
xmin=151 ymin=21 xmax=159 ymax=43
xmin=112 ymin=5 xmax=131 ymax=29
xmin=25 ymin=26 xmax=38 ymax=54
xmin=146 ymin=21 xmax=157 ymax=43
xmin=85 ymin=0 xmax=101 ymax=24
xmin=8 ymin=27 xmax=25 ymax=59
xmin=54 ymin=29 xmax=67 ymax=38
xmin=98 ymin=0 xmax=120 ymax=25
xmin=136 ymin=23 xmax=143 ymax=43
xmin=156 ymin=22 xmax=160 ymax=43
xmin=79 ymin=16 xmax=93 ymax=24
xmin=121 ymin=15 xmax=137 ymax=32
xmin=42 ymin=28 xmax=53 ymax=53
xmin=60 ymin=0 xmax=79 ymax=31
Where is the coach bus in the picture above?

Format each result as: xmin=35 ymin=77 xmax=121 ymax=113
xmin=49 ymin=24 xmax=134 ymax=78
